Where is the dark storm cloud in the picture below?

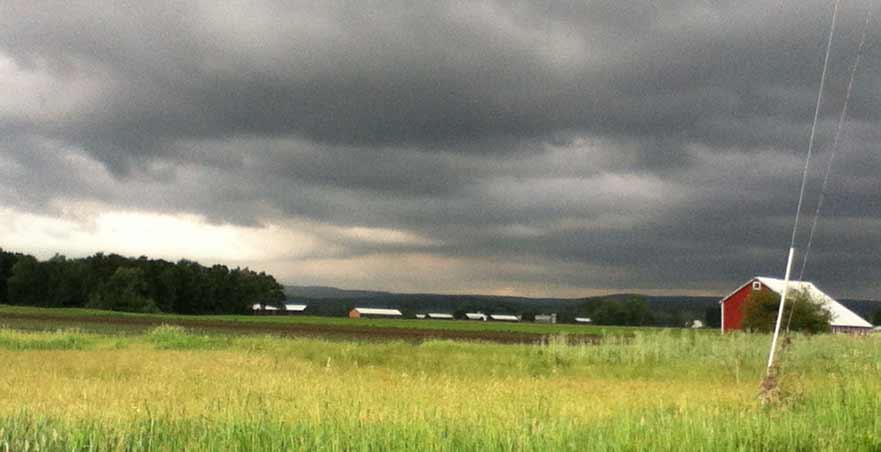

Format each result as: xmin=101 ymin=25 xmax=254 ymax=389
xmin=2 ymin=0 xmax=881 ymax=297
xmin=5 ymin=1 xmax=873 ymax=154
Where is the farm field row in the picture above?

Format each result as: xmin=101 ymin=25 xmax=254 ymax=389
xmin=0 ymin=326 xmax=879 ymax=450
xmin=0 ymin=305 xmax=676 ymax=342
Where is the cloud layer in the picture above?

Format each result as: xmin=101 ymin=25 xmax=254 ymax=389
xmin=2 ymin=0 xmax=881 ymax=297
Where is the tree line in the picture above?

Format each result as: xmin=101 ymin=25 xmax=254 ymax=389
xmin=518 ymin=296 xmax=658 ymax=326
xmin=0 ymin=248 xmax=284 ymax=314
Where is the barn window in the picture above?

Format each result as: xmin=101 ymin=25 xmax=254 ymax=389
xmin=752 ymin=281 xmax=762 ymax=290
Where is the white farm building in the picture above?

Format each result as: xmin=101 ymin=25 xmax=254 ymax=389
xmin=465 ymin=313 xmax=487 ymax=321
xmin=348 ymin=307 xmax=403 ymax=319
xmin=251 ymin=303 xmax=281 ymax=315
xmin=489 ymin=314 xmax=521 ymax=322
xmin=284 ymin=304 xmax=307 ymax=314
xmin=427 ymin=313 xmax=454 ymax=320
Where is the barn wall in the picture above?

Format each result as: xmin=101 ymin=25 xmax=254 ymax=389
xmin=831 ymin=326 xmax=873 ymax=335
xmin=722 ymin=282 xmax=758 ymax=332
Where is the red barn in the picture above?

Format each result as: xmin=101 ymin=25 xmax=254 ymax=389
xmin=720 ymin=276 xmax=873 ymax=333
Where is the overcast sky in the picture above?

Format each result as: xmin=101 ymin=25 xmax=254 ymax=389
xmin=2 ymin=0 xmax=880 ymax=298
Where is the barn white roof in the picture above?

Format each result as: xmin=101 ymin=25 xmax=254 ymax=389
xmin=284 ymin=304 xmax=307 ymax=312
xmin=754 ymin=277 xmax=872 ymax=329
xmin=574 ymin=317 xmax=592 ymax=323
xmin=353 ymin=307 xmax=402 ymax=316
xmin=263 ymin=305 xmax=279 ymax=311
xmin=489 ymin=314 xmax=520 ymax=321
xmin=465 ymin=313 xmax=486 ymax=320
xmin=251 ymin=303 xmax=261 ymax=310
xmin=427 ymin=313 xmax=454 ymax=319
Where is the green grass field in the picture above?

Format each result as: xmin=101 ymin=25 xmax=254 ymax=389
xmin=0 ymin=304 xmax=661 ymax=338
xmin=0 ymin=310 xmax=879 ymax=451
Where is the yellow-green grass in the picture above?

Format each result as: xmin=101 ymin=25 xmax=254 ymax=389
xmin=0 ymin=326 xmax=879 ymax=451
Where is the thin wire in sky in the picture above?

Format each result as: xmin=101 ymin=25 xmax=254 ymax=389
xmin=798 ymin=8 xmax=873 ymax=282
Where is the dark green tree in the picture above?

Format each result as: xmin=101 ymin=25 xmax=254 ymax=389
xmin=7 ymin=255 xmax=48 ymax=306
xmin=872 ymin=309 xmax=881 ymax=326
xmin=742 ymin=288 xmax=832 ymax=334
xmin=152 ymin=264 xmax=179 ymax=313
xmin=172 ymin=260 xmax=207 ymax=314
xmin=0 ymin=248 xmax=25 ymax=305
xmin=86 ymin=267 xmax=160 ymax=313
xmin=45 ymin=254 xmax=88 ymax=307
xmin=206 ymin=264 xmax=232 ymax=314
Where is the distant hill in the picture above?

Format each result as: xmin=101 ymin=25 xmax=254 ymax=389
xmin=284 ymin=285 xmax=389 ymax=299
xmin=283 ymin=285 xmax=881 ymax=327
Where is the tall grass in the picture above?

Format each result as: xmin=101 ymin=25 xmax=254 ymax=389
xmin=146 ymin=324 xmax=233 ymax=350
xmin=0 ymin=326 xmax=878 ymax=450
xmin=0 ymin=328 xmax=94 ymax=350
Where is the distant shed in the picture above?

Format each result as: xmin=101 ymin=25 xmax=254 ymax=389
xmin=574 ymin=317 xmax=592 ymax=324
xmin=489 ymin=314 xmax=521 ymax=322
xmin=284 ymin=304 xmax=307 ymax=315
xmin=252 ymin=304 xmax=280 ymax=315
xmin=349 ymin=307 xmax=403 ymax=319
xmin=534 ymin=314 xmax=557 ymax=324
xmin=720 ymin=276 xmax=873 ymax=334
xmin=427 ymin=313 xmax=454 ymax=320
xmin=465 ymin=313 xmax=487 ymax=321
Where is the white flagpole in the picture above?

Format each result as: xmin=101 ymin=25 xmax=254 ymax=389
xmin=767 ymin=247 xmax=795 ymax=369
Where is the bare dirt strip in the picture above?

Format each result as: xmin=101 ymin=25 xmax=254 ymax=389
xmin=0 ymin=312 xmax=604 ymax=345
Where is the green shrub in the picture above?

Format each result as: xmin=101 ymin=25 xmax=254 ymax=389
xmin=145 ymin=324 xmax=231 ymax=350
xmin=742 ymin=288 xmax=832 ymax=334
xmin=0 ymin=329 xmax=93 ymax=350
